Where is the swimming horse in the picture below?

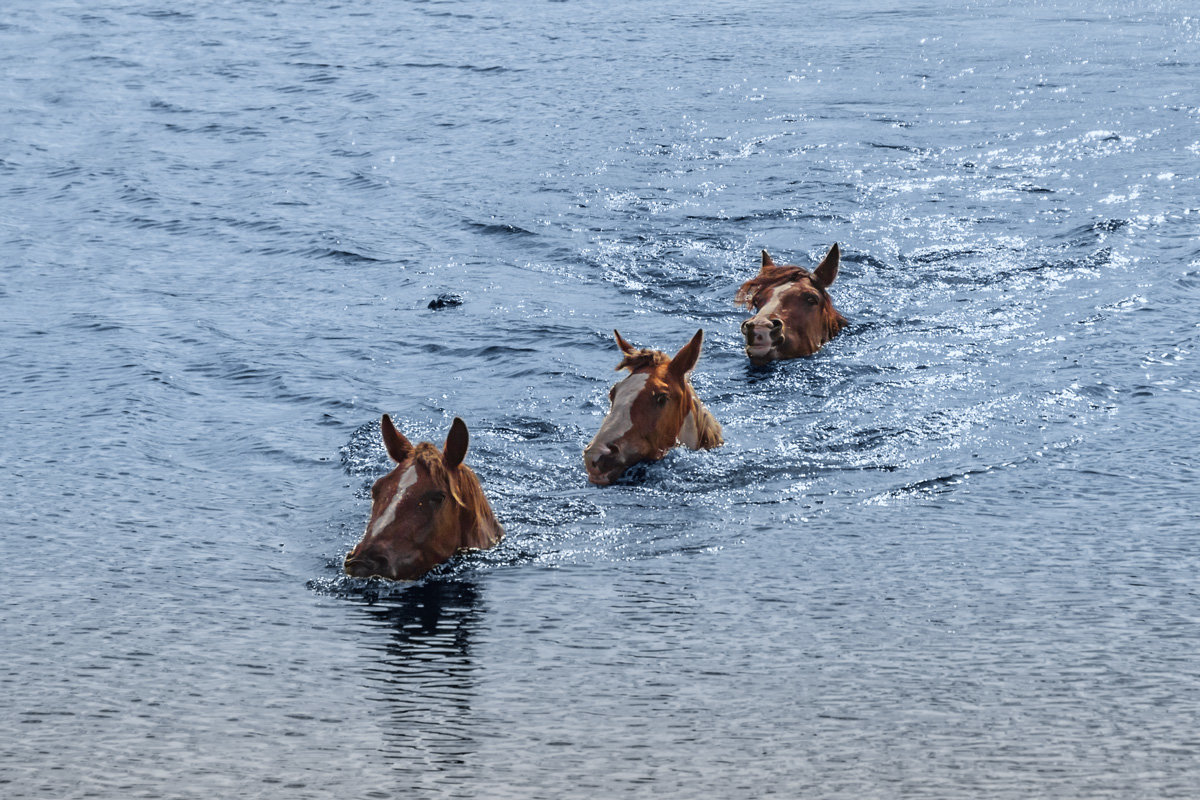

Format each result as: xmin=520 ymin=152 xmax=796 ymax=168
xmin=345 ymin=415 xmax=504 ymax=581
xmin=737 ymin=243 xmax=848 ymax=364
xmin=584 ymin=329 xmax=723 ymax=485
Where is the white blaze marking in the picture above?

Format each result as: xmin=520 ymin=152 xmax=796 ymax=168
xmin=368 ymin=465 xmax=417 ymax=538
xmin=758 ymin=292 xmax=785 ymax=319
xmin=588 ymin=372 xmax=649 ymax=454
xmin=748 ymin=290 xmax=788 ymax=350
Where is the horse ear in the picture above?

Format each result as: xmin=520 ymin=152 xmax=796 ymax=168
xmin=669 ymin=329 xmax=704 ymax=379
xmin=813 ymin=243 xmax=839 ymax=288
xmin=381 ymin=414 xmax=414 ymax=463
xmin=761 ymin=250 xmax=775 ymax=271
xmin=613 ymin=329 xmax=638 ymax=355
xmin=443 ymin=417 xmax=469 ymax=469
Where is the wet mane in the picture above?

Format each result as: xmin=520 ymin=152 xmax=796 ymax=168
xmin=615 ymin=349 xmax=670 ymax=372
xmin=412 ymin=442 xmax=451 ymax=489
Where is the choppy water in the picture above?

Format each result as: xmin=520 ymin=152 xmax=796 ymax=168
xmin=3 ymin=1 xmax=1199 ymax=797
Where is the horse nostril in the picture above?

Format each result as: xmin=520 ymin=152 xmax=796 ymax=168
xmin=770 ymin=318 xmax=783 ymax=331
xmin=607 ymin=443 xmax=620 ymax=456
xmin=345 ymin=553 xmax=383 ymax=577
xmin=741 ymin=319 xmax=752 ymax=335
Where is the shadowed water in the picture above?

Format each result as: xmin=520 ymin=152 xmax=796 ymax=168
xmin=3 ymin=1 xmax=1199 ymax=797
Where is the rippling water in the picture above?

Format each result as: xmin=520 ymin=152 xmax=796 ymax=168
xmin=3 ymin=1 xmax=1199 ymax=797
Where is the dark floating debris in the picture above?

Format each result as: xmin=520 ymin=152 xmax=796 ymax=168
xmin=428 ymin=293 xmax=464 ymax=310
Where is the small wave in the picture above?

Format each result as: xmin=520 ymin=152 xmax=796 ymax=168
xmin=466 ymin=221 xmax=538 ymax=237
xmin=866 ymin=141 xmax=927 ymax=153
xmin=1055 ymin=218 xmax=1129 ymax=244
xmin=148 ymin=99 xmax=189 ymax=113
xmin=308 ymin=545 xmax=529 ymax=602
xmin=400 ymin=62 xmax=518 ymax=74
xmin=136 ymin=9 xmax=194 ymax=20
xmin=314 ymin=247 xmax=386 ymax=264
xmin=124 ymin=215 xmax=191 ymax=233
xmin=420 ymin=342 xmax=540 ymax=360
xmin=65 ymin=317 xmax=123 ymax=333
xmin=842 ymin=251 xmax=892 ymax=271
xmin=490 ymin=416 xmax=566 ymax=442
xmin=338 ymin=171 xmax=388 ymax=192
xmin=75 ymin=55 xmax=140 ymax=68
xmin=905 ymin=246 xmax=983 ymax=265
xmin=340 ymin=419 xmax=389 ymax=478
xmin=1036 ymin=247 xmax=1112 ymax=274
xmin=689 ymin=209 xmax=847 ymax=224
xmin=308 ymin=572 xmax=424 ymax=603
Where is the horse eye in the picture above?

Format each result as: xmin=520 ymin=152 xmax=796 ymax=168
xmin=654 ymin=393 xmax=669 ymax=406
xmin=804 ymin=293 xmax=820 ymax=306
xmin=426 ymin=490 xmax=447 ymax=505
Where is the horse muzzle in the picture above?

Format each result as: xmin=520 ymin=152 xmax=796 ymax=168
xmin=742 ymin=317 xmax=784 ymax=360
xmin=344 ymin=551 xmax=390 ymax=579
xmin=584 ymin=443 xmax=626 ymax=486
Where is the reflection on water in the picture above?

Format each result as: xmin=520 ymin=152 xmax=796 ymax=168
xmin=357 ymin=581 xmax=485 ymax=785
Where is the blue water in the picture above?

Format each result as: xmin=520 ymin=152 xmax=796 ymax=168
xmin=3 ymin=1 xmax=1199 ymax=797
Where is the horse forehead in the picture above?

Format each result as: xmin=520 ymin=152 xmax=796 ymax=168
xmin=377 ymin=461 xmax=423 ymax=499
xmin=614 ymin=371 xmax=653 ymax=397
xmin=367 ymin=463 xmax=422 ymax=536
xmin=761 ymin=279 xmax=816 ymax=308
xmin=601 ymin=373 xmax=653 ymax=429
xmin=628 ymin=368 xmax=678 ymax=394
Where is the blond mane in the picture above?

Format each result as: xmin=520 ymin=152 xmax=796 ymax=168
xmin=615 ymin=348 xmax=670 ymax=372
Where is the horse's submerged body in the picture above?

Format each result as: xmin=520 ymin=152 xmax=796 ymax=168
xmin=584 ymin=329 xmax=723 ymax=486
xmin=345 ymin=415 xmax=503 ymax=581
xmin=737 ymin=243 xmax=847 ymax=364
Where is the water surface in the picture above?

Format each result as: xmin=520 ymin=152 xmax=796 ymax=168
xmin=3 ymin=1 xmax=1199 ymax=797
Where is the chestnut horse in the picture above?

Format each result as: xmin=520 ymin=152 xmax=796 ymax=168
xmin=737 ymin=243 xmax=848 ymax=364
xmin=583 ymin=329 xmax=723 ymax=485
xmin=345 ymin=415 xmax=504 ymax=581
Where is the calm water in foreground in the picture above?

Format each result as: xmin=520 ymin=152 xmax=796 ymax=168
xmin=3 ymin=1 xmax=1199 ymax=797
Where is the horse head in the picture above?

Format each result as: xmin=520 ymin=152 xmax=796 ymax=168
xmin=584 ymin=329 xmax=723 ymax=486
xmin=345 ymin=415 xmax=503 ymax=581
xmin=737 ymin=243 xmax=847 ymax=364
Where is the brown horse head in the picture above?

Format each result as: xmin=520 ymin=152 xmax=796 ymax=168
xmin=583 ymin=329 xmax=723 ymax=486
xmin=345 ymin=415 xmax=504 ymax=581
xmin=736 ymin=243 xmax=848 ymax=364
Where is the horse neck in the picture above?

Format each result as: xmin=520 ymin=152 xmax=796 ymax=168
xmin=822 ymin=302 xmax=848 ymax=343
xmin=678 ymin=385 xmax=723 ymax=450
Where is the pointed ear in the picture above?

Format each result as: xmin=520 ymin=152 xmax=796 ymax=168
xmin=668 ymin=329 xmax=704 ymax=380
xmin=381 ymin=414 xmax=414 ymax=463
xmin=614 ymin=329 xmax=638 ymax=356
xmin=813 ymin=243 xmax=839 ymax=288
xmin=443 ymin=417 xmax=469 ymax=469
xmin=760 ymin=249 xmax=775 ymax=271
